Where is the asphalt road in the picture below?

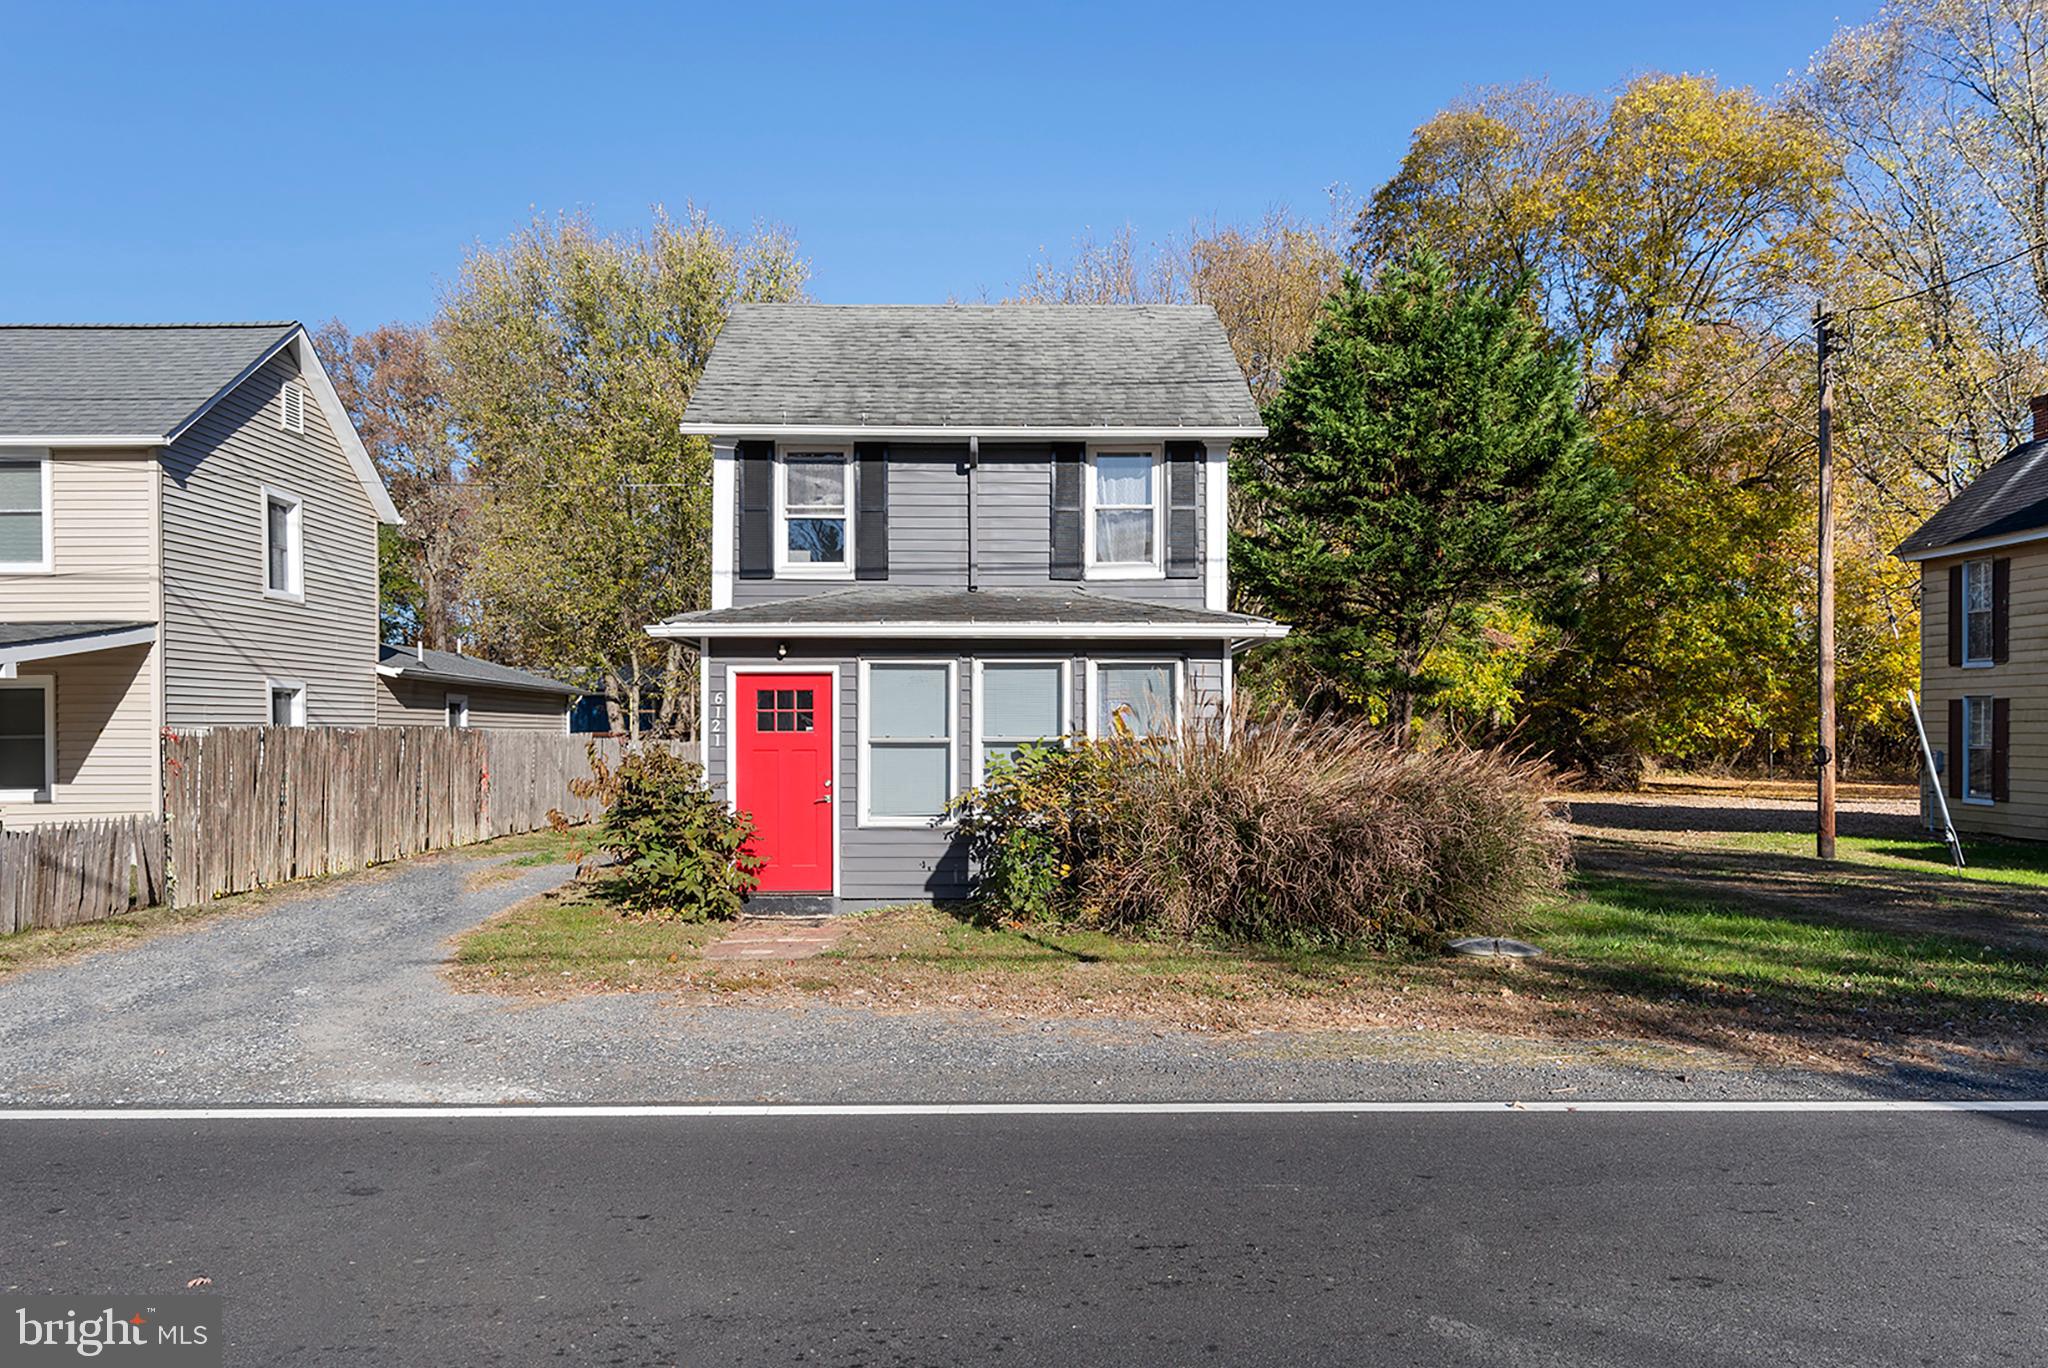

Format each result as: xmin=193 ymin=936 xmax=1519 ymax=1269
xmin=4 ymin=1110 xmax=2043 ymax=1366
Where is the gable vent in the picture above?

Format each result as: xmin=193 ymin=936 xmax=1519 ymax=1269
xmin=280 ymin=382 xmax=306 ymax=434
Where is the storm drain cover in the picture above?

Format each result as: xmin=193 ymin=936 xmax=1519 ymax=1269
xmin=1446 ymin=936 xmax=1544 ymax=958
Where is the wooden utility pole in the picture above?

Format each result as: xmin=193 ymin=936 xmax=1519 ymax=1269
xmin=1815 ymin=300 xmax=1838 ymax=860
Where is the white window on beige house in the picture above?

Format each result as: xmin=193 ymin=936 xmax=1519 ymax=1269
xmin=1963 ymin=695 xmax=1995 ymax=802
xmin=1962 ymin=559 xmax=1994 ymax=666
xmin=0 ymin=677 xmax=55 ymax=801
xmin=0 ymin=449 xmax=52 ymax=574
xmin=268 ymin=681 xmax=306 ymax=727
xmin=445 ymin=693 xmax=470 ymax=729
xmin=262 ymin=487 xmax=303 ymax=600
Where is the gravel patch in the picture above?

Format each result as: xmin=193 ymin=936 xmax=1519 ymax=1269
xmin=0 ymin=846 xmax=2043 ymax=1104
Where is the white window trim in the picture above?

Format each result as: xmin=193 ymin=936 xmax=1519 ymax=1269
xmin=0 ymin=674 xmax=56 ymax=802
xmin=971 ymin=657 xmax=1073 ymax=787
xmin=857 ymin=658 xmax=958 ymax=829
xmin=260 ymin=485 xmax=305 ymax=602
xmin=0 ymin=447 xmax=54 ymax=575
xmin=724 ymin=662 xmax=841 ymax=897
xmin=1961 ymin=559 xmax=1995 ymax=668
xmin=446 ymin=693 xmax=471 ymax=729
xmin=1962 ymin=694 xmax=1995 ymax=805
xmin=1084 ymin=658 xmax=1186 ymax=739
xmin=773 ymin=444 xmax=856 ymax=581
xmin=1083 ymin=443 xmax=1166 ymax=581
xmin=264 ymin=678 xmax=307 ymax=728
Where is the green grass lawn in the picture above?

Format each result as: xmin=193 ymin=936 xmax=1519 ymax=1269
xmin=1714 ymin=830 xmax=2048 ymax=889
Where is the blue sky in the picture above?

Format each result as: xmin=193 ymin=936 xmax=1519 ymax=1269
xmin=4 ymin=0 xmax=1851 ymax=328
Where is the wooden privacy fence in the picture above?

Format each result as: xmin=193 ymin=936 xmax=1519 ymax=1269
xmin=0 ymin=816 xmax=166 ymax=933
xmin=164 ymin=728 xmax=693 ymax=909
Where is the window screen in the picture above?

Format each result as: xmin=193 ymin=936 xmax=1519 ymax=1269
xmin=981 ymin=662 xmax=1065 ymax=772
xmin=1096 ymin=662 xmax=1177 ymax=737
xmin=866 ymin=663 xmax=951 ymax=819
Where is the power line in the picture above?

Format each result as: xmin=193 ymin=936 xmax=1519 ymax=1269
xmin=1844 ymin=236 xmax=2048 ymax=314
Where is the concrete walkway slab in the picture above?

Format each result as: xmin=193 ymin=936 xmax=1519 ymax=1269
xmin=703 ymin=917 xmax=846 ymax=961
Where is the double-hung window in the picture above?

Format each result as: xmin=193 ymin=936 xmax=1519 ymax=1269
xmin=0 ymin=449 xmax=51 ymax=573
xmin=1963 ymin=695 xmax=1994 ymax=802
xmin=1085 ymin=448 xmax=1163 ymax=577
xmin=860 ymin=661 xmax=955 ymax=825
xmin=779 ymin=450 xmax=851 ymax=574
xmin=975 ymin=660 xmax=1070 ymax=783
xmin=1962 ymin=559 xmax=1994 ymax=666
xmin=0 ymin=678 xmax=53 ymax=801
xmin=262 ymin=487 xmax=303 ymax=600
xmin=1092 ymin=661 xmax=1180 ymax=738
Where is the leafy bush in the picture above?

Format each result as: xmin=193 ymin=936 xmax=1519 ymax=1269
xmin=581 ymin=746 xmax=762 ymax=920
xmin=951 ymin=712 xmax=1566 ymax=947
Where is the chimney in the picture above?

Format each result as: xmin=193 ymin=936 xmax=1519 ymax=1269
xmin=2030 ymin=394 xmax=2048 ymax=442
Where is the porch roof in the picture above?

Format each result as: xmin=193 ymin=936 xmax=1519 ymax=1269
xmin=647 ymin=587 xmax=1288 ymax=641
xmin=0 ymin=621 xmax=157 ymax=667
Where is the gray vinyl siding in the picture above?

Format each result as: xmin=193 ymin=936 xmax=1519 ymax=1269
xmin=160 ymin=351 xmax=379 ymax=727
xmin=705 ymin=636 xmax=1229 ymax=906
xmin=376 ymin=676 xmax=570 ymax=731
xmin=730 ymin=442 xmax=1208 ymax=606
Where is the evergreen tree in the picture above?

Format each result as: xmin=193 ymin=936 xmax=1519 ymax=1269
xmin=1233 ymin=254 xmax=1623 ymax=738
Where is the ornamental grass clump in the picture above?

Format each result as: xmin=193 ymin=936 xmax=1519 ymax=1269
xmin=953 ymin=712 xmax=1565 ymax=948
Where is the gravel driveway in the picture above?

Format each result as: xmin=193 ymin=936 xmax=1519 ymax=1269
xmin=1 ymin=844 xmax=2040 ymax=1106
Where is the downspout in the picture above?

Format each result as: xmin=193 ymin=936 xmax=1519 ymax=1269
xmin=966 ymin=435 xmax=980 ymax=592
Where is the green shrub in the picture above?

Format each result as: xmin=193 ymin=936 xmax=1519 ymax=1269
xmin=583 ymin=746 xmax=762 ymax=920
xmin=951 ymin=712 xmax=1565 ymax=947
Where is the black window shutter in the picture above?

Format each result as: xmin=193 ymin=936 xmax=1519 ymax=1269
xmin=855 ymin=443 xmax=889 ymax=581
xmin=1993 ymin=557 xmax=2012 ymax=663
xmin=737 ymin=441 xmax=774 ymax=580
xmin=1050 ymin=443 xmax=1084 ymax=581
xmin=1994 ymin=697 xmax=2012 ymax=802
xmin=1948 ymin=697 xmax=1964 ymax=799
xmin=1165 ymin=441 xmax=1203 ymax=579
xmin=1948 ymin=564 xmax=1964 ymax=667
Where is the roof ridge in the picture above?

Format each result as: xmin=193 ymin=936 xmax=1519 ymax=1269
xmin=0 ymin=321 xmax=298 ymax=330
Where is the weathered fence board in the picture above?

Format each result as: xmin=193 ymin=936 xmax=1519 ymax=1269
xmin=0 ymin=816 xmax=164 ymax=933
xmin=162 ymin=728 xmax=691 ymax=908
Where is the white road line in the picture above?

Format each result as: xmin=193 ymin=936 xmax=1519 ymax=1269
xmin=0 ymin=1100 xmax=2044 ymax=1121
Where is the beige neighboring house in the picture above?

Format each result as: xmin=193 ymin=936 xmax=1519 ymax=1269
xmin=375 ymin=643 xmax=578 ymax=732
xmin=0 ymin=323 xmax=399 ymax=828
xmin=1899 ymin=396 xmax=2048 ymax=839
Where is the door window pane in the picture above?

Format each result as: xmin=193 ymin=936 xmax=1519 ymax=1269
xmin=0 ymin=685 xmax=47 ymax=791
xmin=1097 ymin=663 xmax=1177 ymax=737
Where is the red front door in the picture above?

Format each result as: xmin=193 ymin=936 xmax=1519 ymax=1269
xmin=733 ymin=673 xmax=834 ymax=893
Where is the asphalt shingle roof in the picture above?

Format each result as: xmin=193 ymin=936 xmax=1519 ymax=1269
xmin=0 ymin=323 xmax=299 ymax=436
xmin=681 ymin=305 xmax=1263 ymax=431
xmin=377 ymin=644 xmax=581 ymax=696
xmin=1896 ymin=439 xmax=2048 ymax=558
xmin=653 ymin=587 xmax=1283 ymax=636
xmin=0 ymin=622 xmax=155 ymax=650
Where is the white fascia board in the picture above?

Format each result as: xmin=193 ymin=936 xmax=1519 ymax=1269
xmin=1898 ymin=526 xmax=2048 ymax=562
xmin=0 ymin=434 xmax=167 ymax=447
xmin=0 ymin=624 xmax=158 ymax=666
xmin=709 ymin=441 xmax=736 ymax=609
xmin=648 ymin=620 xmax=1289 ymax=642
xmin=677 ymin=423 xmax=1267 ymax=441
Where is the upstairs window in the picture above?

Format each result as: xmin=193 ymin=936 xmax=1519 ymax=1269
xmin=0 ymin=450 xmax=51 ymax=573
xmin=1086 ymin=449 xmax=1162 ymax=578
xmin=263 ymin=488 xmax=303 ymax=599
xmin=1963 ymin=559 xmax=1994 ymax=665
xmin=779 ymin=450 xmax=850 ymax=574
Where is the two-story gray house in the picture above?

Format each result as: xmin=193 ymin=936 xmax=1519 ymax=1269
xmin=648 ymin=304 xmax=1287 ymax=906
